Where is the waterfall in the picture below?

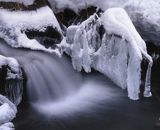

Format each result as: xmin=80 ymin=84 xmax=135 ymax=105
xmin=0 ymin=39 xmax=112 ymax=116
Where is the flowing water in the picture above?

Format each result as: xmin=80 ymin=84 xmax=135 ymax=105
xmin=0 ymin=39 xmax=116 ymax=117
xmin=0 ymin=39 xmax=160 ymax=130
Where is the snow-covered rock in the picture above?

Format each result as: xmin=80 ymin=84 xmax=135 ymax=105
xmin=0 ymin=55 xmax=19 ymax=75
xmin=0 ymin=6 xmax=62 ymax=54
xmin=63 ymin=8 xmax=152 ymax=100
xmin=0 ymin=95 xmax=17 ymax=129
xmin=124 ymin=0 xmax=160 ymax=45
xmin=0 ymin=55 xmax=23 ymax=105
xmin=49 ymin=0 xmax=160 ymax=45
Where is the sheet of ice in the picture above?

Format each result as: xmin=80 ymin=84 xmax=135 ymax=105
xmin=0 ymin=6 xmax=61 ymax=54
xmin=64 ymin=8 xmax=152 ymax=100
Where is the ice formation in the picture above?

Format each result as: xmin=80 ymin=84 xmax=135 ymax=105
xmin=0 ymin=95 xmax=17 ymax=130
xmin=0 ymin=6 xmax=62 ymax=54
xmin=64 ymin=8 xmax=152 ymax=100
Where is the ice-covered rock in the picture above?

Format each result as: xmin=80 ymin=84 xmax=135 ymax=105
xmin=100 ymin=8 xmax=152 ymax=99
xmin=64 ymin=8 xmax=152 ymax=100
xmin=0 ymin=95 xmax=17 ymax=129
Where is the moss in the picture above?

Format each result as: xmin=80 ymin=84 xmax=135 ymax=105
xmin=0 ymin=0 xmax=51 ymax=11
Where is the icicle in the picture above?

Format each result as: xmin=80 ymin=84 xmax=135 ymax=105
xmin=142 ymin=51 xmax=153 ymax=97
xmin=71 ymin=28 xmax=83 ymax=72
xmin=144 ymin=60 xmax=152 ymax=97
xmin=5 ymin=78 xmax=23 ymax=106
xmin=82 ymin=30 xmax=91 ymax=72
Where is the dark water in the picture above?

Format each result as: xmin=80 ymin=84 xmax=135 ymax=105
xmin=13 ymin=73 xmax=160 ymax=130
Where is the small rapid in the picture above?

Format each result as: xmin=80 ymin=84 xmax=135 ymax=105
xmin=0 ymin=39 xmax=116 ymax=117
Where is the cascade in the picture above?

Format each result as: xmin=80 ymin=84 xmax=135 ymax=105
xmin=0 ymin=39 xmax=110 ymax=116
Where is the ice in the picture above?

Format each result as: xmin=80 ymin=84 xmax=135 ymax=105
xmin=65 ymin=8 xmax=152 ymax=100
xmin=101 ymin=8 xmax=153 ymax=99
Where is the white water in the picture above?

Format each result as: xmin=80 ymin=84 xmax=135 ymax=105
xmin=0 ymin=39 xmax=118 ymax=117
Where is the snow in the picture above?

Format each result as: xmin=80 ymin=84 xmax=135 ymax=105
xmin=0 ymin=6 xmax=61 ymax=32
xmin=64 ymin=8 xmax=152 ymax=100
xmin=0 ymin=55 xmax=19 ymax=74
xmin=0 ymin=95 xmax=17 ymax=129
xmin=0 ymin=122 xmax=14 ymax=130
xmin=0 ymin=6 xmax=62 ymax=54
xmin=0 ymin=0 xmax=34 ymax=5
xmin=124 ymin=0 xmax=160 ymax=45
xmin=124 ymin=0 xmax=160 ymax=27
xmin=0 ymin=54 xmax=23 ymax=105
